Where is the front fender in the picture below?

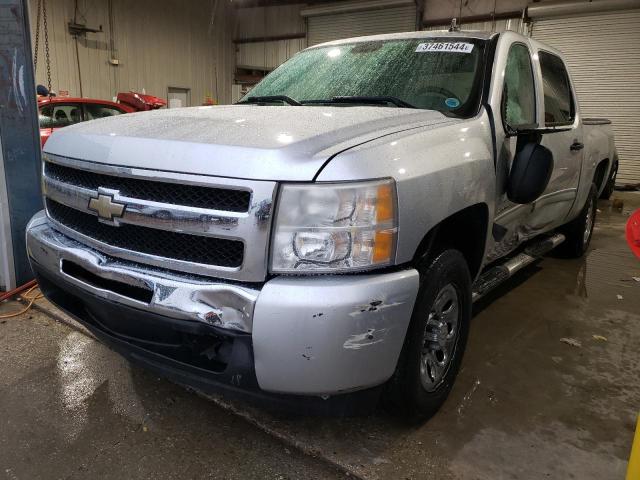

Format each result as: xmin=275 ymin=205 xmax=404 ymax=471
xmin=317 ymin=114 xmax=496 ymax=266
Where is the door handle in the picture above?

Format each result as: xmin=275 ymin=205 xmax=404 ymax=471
xmin=570 ymin=141 xmax=584 ymax=151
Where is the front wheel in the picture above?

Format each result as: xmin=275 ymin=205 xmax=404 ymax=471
xmin=385 ymin=249 xmax=472 ymax=421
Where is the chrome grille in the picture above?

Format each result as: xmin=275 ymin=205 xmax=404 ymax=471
xmin=41 ymin=154 xmax=277 ymax=282
xmin=47 ymin=199 xmax=244 ymax=268
xmin=45 ymin=162 xmax=251 ymax=212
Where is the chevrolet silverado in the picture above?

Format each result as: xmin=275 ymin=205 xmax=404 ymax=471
xmin=26 ymin=30 xmax=616 ymax=418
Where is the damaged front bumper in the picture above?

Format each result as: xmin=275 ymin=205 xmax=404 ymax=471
xmin=26 ymin=211 xmax=419 ymax=408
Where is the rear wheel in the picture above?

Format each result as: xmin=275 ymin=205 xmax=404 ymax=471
xmin=385 ymin=249 xmax=472 ymax=421
xmin=558 ymin=184 xmax=597 ymax=258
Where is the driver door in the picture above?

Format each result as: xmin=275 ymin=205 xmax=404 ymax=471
xmin=486 ymin=39 xmax=538 ymax=262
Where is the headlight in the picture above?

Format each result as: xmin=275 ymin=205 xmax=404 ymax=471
xmin=270 ymin=179 xmax=397 ymax=273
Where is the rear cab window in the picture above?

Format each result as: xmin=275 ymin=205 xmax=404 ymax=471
xmin=538 ymin=51 xmax=575 ymax=126
xmin=84 ymin=104 xmax=125 ymax=120
xmin=39 ymin=104 xmax=82 ymax=128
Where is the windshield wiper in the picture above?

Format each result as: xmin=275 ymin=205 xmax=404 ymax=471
xmin=301 ymin=96 xmax=416 ymax=109
xmin=241 ymin=95 xmax=302 ymax=106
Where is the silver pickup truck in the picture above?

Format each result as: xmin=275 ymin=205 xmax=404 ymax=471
xmin=27 ymin=30 xmax=615 ymax=418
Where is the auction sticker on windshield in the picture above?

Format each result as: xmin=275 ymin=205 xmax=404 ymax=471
xmin=415 ymin=42 xmax=474 ymax=53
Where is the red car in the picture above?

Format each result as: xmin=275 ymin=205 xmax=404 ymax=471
xmin=38 ymin=92 xmax=166 ymax=146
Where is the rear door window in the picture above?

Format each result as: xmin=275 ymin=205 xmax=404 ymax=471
xmin=84 ymin=104 xmax=125 ymax=120
xmin=39 ymin=104 xmax=83 ymax=128
xmin=539 ymin=51 xmax=575 ymax=126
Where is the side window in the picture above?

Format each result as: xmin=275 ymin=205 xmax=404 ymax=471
xmin=501 ymin=43 xmax=536 ymax=129
xmin=84 ymin=104 xmax=124 ymax=120
xmin=38 ymin=104 xmax=82 ymax=128
xmin=539 ymin=51 xmax=574 ymax=126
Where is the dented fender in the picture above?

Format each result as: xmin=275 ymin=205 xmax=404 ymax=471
xmin=252 ymin=270 xmax=419 ymax=395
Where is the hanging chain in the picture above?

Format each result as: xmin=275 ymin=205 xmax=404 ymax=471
xmin=33 ymin=0 xmax=42 ymax=72
xmin=43 ymin=0 xmax=52 ymax=92
xmin=33 ymin=0 xmax=51 ymax=92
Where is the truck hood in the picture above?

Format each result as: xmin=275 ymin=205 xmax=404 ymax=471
xmin=43 ymin=105 xmax=455 ymax=181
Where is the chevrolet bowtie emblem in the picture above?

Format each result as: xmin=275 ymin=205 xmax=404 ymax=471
xmin=88 ymin=192 xmax=126 ymax=222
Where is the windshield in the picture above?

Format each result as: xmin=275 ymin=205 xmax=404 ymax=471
xmin=244 ymin=37 xmax=487 ymax=117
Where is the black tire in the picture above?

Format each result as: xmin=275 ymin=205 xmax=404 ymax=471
xmin=600 ymin=163 xmax=617 ymax=200
xmin=384 ymin=249 xmax=472 ymax=422
xmin=558 ymin=184 xmax=597 ymax=258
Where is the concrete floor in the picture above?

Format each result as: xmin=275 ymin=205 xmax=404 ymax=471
xmin=1 ymin=192 xmax=638 ymax=480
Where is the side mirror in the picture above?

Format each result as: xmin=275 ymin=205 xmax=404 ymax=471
xmin=507 ymin=142 xmax=554 ymax=204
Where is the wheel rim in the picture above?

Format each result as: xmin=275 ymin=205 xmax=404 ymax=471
xmin=583 ymin=198 xmax=595 ymax=246
xmin=420 ymin=283 xmax=460 ymax=392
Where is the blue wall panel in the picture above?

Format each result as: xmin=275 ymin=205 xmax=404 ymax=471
xmin=0 ymin=0 xmax=43 ymax=286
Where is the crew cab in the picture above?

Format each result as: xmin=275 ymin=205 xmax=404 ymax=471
xmin=26 ymin=30 xmax=615 ymax=418
xmin=37 ymin=92 xmax=166 ymax=146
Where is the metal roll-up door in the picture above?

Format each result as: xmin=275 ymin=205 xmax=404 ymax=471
xmin=531 ymin=10 xmax=640 ymax=185
xmin=424 ymin=17 xmax=524 ymax=33
xmin=304 ymin=1 xmax=417 ymax=46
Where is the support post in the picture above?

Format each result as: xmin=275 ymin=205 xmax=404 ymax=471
xmin=0 ymin=0 xmax=43 ymax=290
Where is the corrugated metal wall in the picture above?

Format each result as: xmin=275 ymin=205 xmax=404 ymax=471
xmin=236 ymin=38 xmax=306 ymax=70
xmin=306 ymin=4 xmax=417 ymax=46
xmin=29 ymin=0 xmax=236 ymax=105
xmin=422 ymin=0 xmax=527 ymax=25
xmin=424 ymin=17 xmax=524 ymax=33
xmin=234 ymin=4 xmax=306 ymax=71
xmin=235 ymin=4 xmax=305 ymax=40
xmin=531 ymin=10 xmax=640 ymax=185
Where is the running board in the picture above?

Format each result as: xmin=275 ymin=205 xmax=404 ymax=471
xmin=472 ymin=233 xmax=565 ymax=302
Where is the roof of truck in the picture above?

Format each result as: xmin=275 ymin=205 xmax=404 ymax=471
xmin=311 ymin=30 xmax=498 ymax=48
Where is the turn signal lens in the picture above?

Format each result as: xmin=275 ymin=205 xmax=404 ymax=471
xmin=372 ymin=230 xmax=394 ymax=264
xmin=376 ymin=184 xmax=394 ymax=223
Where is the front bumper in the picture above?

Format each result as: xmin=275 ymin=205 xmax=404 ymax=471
xmin=27 ymin=211 xmax=419 ymax=405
